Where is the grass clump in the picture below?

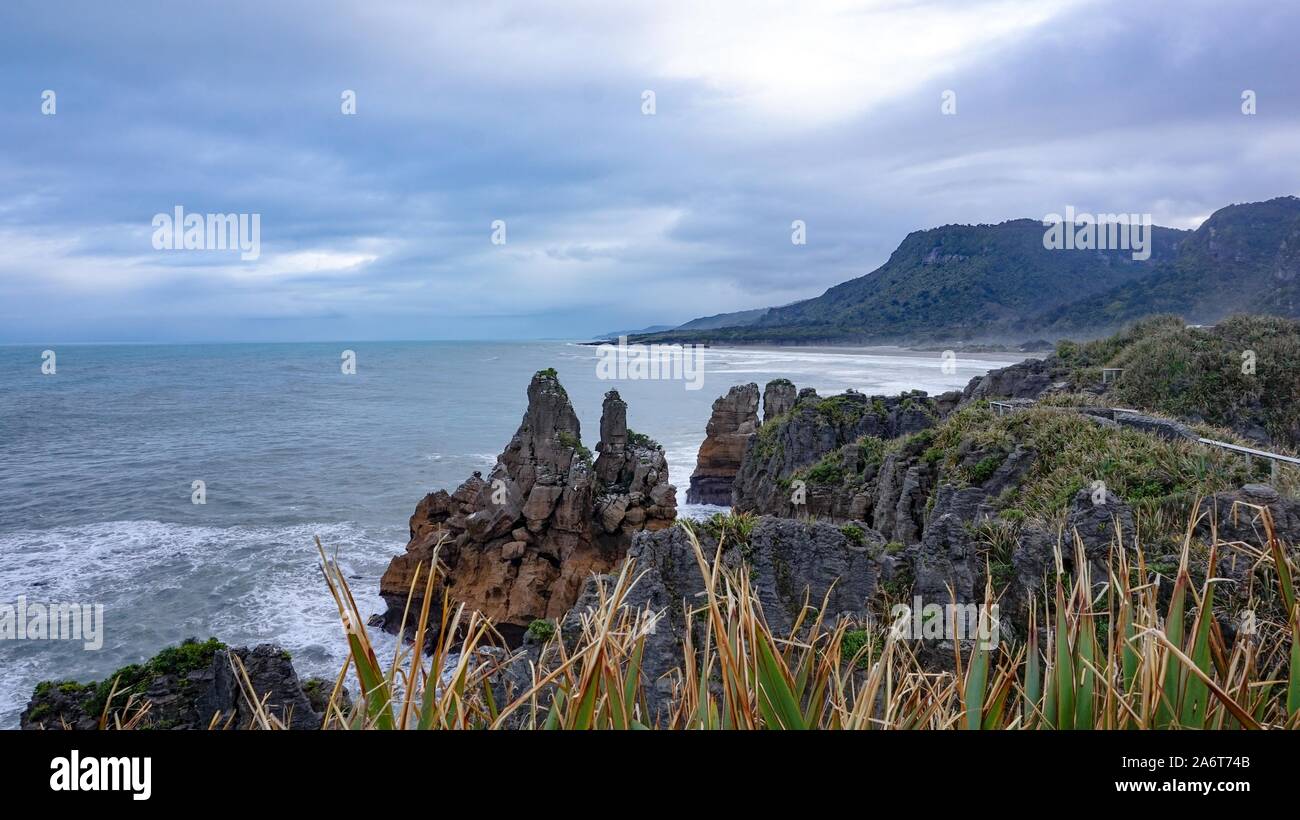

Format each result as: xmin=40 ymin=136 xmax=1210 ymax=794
xmin=753 ymin=411 xmax=789 ymax=459
xmin=840 ymin=629 xmax=875 ymax=669
xmin=967 ymin=452 xmax=1006 ymax=484
xmin=526 ymin=619 xmax=556 ymax=643
xmin=31 ymin=634 xmax=228 ymax=722
xmin=699 ymin=511 xmax=758 ymax=554
xmin=798 ymin=451 xmax=844 ymax=486
xmin=556 ymin=431 xmax=592 ymax=466
xmin=840 ymin=523 xmax=866 ymax=545
xmin=856 ymin=436 xmax=887 ymax=470
xmin=927 ymin=403 xmax=1256 ymax=529
xmin=815 ymin=394 xmax=871 ymax=426
xmin=72 ymin=637 xmax=226 ymax=721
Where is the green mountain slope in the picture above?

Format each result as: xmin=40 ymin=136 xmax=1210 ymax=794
xmin=639 ymin=196 xmax=1300 ymax=345
xmin=1038 ymin=197 xmax=1300 ymax=334
xmin=674 ymin=307 xmax=770 ymax=331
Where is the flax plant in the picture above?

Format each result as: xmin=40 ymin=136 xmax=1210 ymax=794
xmin=291 ymin=505 xmax=1298 ymax=730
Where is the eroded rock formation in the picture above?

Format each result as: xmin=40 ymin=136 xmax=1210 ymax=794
xmin=21 ymin=641 xmax=325 ymax=731
xmin=685 ymin=382 xmax=760 ymax=505
xmin=961 ymin=356 xmax=1066 ymax=402
xmin=492 ymin=516 xmax=882 ymax=721
xmin=733 ymin=385 xmax=953 ymax=522
xmin=378 ymin=372 xmax=676 ymax=645
xmin=763 ymin=378 xmax=797 ymax=422
xmin=593 ymin=390 xmax=678 ymax=534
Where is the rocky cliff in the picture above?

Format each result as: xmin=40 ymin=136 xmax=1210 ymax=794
xmin=685 ymin=382 xmax=759 ymax=505
xmin=491 ymin=516 xmax=885 ymax=721
xmin=695 ymin=330 xmax=1300 ymax=648
xmin=762 ymin=378 xmax=797 ymax=421
xmin=21 ymin=639 xmax=328 ymax=730
xmin=377 ymin=371 xmax=676 ymax=645
xmin=733 ymin=383 xmax=959 ymax=527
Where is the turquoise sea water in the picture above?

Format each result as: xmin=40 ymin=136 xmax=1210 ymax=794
xmin=0 ymin=340 xmax=1021 ymax=726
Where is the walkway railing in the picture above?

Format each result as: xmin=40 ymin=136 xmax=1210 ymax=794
xmin=984 ymin=399 xmax=1297 ymax=482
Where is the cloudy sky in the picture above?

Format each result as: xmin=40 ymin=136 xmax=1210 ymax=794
xmin=1 ymin=0 xmax=1298 ymax=342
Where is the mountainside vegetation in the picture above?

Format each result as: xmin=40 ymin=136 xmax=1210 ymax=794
xmin=637 ymin=196 xmax=1300 ymax=346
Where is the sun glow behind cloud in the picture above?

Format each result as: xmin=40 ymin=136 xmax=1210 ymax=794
xmin=646 ymin=0 xmax=1090 ymax=125
xmin=0 ymin=0 xmax=1297 ymax=342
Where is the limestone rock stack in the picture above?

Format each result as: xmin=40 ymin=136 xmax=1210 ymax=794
xmin=685 ymin=382 xmax=760 ymax=505
xmin=377 ymin=372 xmax=676 ymax=645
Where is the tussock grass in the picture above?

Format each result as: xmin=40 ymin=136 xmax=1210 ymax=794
xmin=1059 ymin=314 xmax=1300 ymax=449
xmin=929 ymin=404 xmax=1269 ymax=528
xmin=296 ymin=505 xmax=1299 ymax=730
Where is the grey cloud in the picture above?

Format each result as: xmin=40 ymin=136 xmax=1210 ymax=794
xmin=0 ymin=0 xmax=1297 ymax=342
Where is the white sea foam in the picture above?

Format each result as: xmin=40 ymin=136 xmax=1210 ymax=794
xmin=0 ymin=519 xmax=401 ymax=728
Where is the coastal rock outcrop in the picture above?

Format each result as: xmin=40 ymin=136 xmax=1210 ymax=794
xmin=960 ymin=356 xmax=1066 ymax=402
xmin=496 ymin=516 xmax=883 ymax=720
xmin=593 ymin=390 xmax=678 ymax=534
xmin=685 ymin=383 xmax=760 ymax=505
xmin=1198 ymin=483 xmax=1300 ymax=548
xmin=909 ymin=485 xmax=990 ymax=608
xmin=762 ymin=378 xmax=797 ymax=422
xmin=733 ymin=385 xmax=943 ymax=521
xmin=21 ymin=640 xmax=325 ymax=730
xmin=378 ymin=372 xmax=676 ymax=645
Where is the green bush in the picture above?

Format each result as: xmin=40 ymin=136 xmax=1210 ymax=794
xmin=557 ymin=431 xmax=592 ymax=466
xmin=526 ymin=619 xmax=556 ymax=642
xmin=702 ymin=512 xmax=758 ymax=551
xmin=84 ymin=637 xmax=226 ymax=717
xmin=800 ymin=452 xmax=844 ymax=486
xmin=840 ymin=629 xmax=874 ymax=669
xmin=816 ymin=395 xmax=869 ymax=426
xmin=968 ymin=453 xmax=1006 ymax=483
xmin=626 ymin=429 xmax=660 ymax=450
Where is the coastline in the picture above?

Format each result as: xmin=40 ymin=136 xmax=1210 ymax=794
xmin=12 ymin=317 xmax=1300 ymax=731
xmin=0 ymin=339 xmax=1012 ymax=728
xmin=581 ymin=336 xmax=1052 ymax=356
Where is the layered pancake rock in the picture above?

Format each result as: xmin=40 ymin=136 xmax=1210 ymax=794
xmin=377 ymin=371 xmax=676 ymax=645
xmin=685 ymin=382 xmax=760 ymax=505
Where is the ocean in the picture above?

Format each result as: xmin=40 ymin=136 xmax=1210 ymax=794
xmin=0 ymin=340 xmax=1023 ymax=726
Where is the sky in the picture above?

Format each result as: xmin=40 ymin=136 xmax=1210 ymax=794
xmin=1 ymin=0 xmax=1298 ymax=343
